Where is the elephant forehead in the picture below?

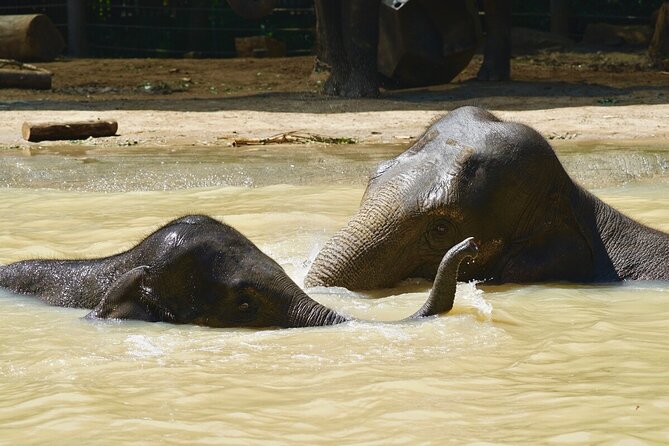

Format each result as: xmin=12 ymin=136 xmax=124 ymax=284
xmin=361 ymin=163 xmax=472 ymax=225
xmin=416 ymin=177 xmax=460 ymax=215
xmin=403 ymin=147 xmax=478 ymax=210
xmin=367 ymin=131 xmax=466 ymax=188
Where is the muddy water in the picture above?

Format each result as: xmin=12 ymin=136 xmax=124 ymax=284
xmin=0 ymin=144 xmax=668 ymax=444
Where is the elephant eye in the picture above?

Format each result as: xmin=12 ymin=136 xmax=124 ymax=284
xmin=427 ymin=219 xmax=456 ymax=248
xmin=431 ymin=220 xmax=453 ymax=237
xmin=235 ymin=290 xmax=260 ymax=318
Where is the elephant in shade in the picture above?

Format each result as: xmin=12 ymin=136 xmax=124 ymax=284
xmin=0 ymin=215 xmax=477 ymax=327
xmin=226 ymin=0 xmax=511 ymax=97
xmin=305 ymin=106 xmax=669 ymax=290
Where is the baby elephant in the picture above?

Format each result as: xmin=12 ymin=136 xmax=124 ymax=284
xmin=0 ymin=215 xmax=477 ymax=328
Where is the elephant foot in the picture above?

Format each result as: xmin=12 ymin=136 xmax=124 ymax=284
xmin=322 ymin=71 xmax=379 ymax=98
xmin=322 ymin=73 xmax=344 ymax=96
xmin=476 ymin=59 xmax=510 ymax=81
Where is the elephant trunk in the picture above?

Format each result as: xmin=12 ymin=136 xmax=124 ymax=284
xmin=296 ymin=237 xmax=478 ymax=325
xmin=226 ymin=0 xmax=277 ymax=20
xmin=287 ymin=292 xmax=350 ymax=327
xmin=286 ymin=234 xmax=477 ymax=327
xmin=409 ymin=237 xmax=478 ymax=319
xmin=305 ymin=190 xmax=413 ymax=290
xmin=270 ymin=275 xmax=349 ymax=327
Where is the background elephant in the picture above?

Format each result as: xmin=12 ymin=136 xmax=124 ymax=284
xmin=227 ymin=0 xmax=511 ymax=97
xmin=305 ymin=106 xmax=669 ymax=290
xmin=0 ymin=215 xmax=477 ymax=327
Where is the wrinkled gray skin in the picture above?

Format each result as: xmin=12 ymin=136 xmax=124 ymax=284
xmin=0 ymin=215 xmax=477 ymax=328
xmin=305 ymin=106 xmax=669 ymax=290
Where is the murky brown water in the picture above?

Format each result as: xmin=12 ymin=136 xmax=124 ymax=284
xmin=1 ymin=144 xmax=668 ymax=444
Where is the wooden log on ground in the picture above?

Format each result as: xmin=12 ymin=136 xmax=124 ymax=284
xmin=0 ymin=67 xmax=51 ymax=89
xmin=22 ymin=120 xmax=118 ymax=142
xmin=0 ymin=14 xmax=65 ymax=61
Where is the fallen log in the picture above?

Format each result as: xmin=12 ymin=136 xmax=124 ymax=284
xmin=22 ymin=120 xmax=118 ymax=142
xmin=0 ymin=66 xmax=51 ymax=89
xmin=0 ymin=14 xmax=65 ymax=61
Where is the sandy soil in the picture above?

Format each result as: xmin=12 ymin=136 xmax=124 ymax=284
xmin=1 ymin=51 xmax=668 ymax=149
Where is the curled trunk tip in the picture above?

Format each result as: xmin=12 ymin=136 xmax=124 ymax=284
xmin=410 ymin=237 xmax=478 ymax=319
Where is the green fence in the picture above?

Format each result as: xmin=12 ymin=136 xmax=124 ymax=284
xmin=85 ymin=1 xmax=315 ymax=57
xmin=0 ymin=0 xmax=315 ymax=57
xmin=0 ymin=0 xmax=663 ymax=58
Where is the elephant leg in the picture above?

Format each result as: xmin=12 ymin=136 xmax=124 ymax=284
xmin=339 ymin=0 xmax=380 ymax=97
xmin=317 ymin=0 xmax=380 ymax=98
xmin=315 ymin=0 xmax=349 ymax=96
xmin=477 ymin=0 xmax=511 ymax=81
xmin=314 ymin=0 xmax=337 ymax=68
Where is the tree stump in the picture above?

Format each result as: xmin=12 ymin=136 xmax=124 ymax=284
xmin=649 ymin=2 xmax=669 ymax=69
xmin=0 ymin=14 xmax=65 ymax=62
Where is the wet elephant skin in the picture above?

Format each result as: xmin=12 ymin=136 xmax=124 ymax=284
xmin=306 ymin=106 xmax=669 ymax=290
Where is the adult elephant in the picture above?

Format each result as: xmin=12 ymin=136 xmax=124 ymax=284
xmin=305 ymin=106 xmax=669 ymax=290
xmin=226 ymin=0 xmax=511 ymax=97
xmin=0 ymin=215 xmax=477 ymax=327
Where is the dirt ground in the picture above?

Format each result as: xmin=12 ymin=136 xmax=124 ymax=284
xmin=1 ymin=50 xmax=669 ymax=149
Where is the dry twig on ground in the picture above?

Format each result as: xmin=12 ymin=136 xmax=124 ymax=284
xmin=230 ymin=131 xmax=357 ymax=146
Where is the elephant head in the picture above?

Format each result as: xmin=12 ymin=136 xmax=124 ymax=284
xmin=305 ymin=105 xmax=668 ymax=289
xmin=226 ymin=0 xmax=277 ymax=20
xmin=50 ymin=215 xmax=477 ymax=328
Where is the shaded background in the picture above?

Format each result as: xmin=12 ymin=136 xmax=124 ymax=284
xmin=0 ymin=0 xmax=663 ymax=58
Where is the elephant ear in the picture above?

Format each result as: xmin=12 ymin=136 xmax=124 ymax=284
xmin=85 ymin=266 xmax=165 ymax=322
xmin=501 ymin=191 xmax=597 ymax=282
